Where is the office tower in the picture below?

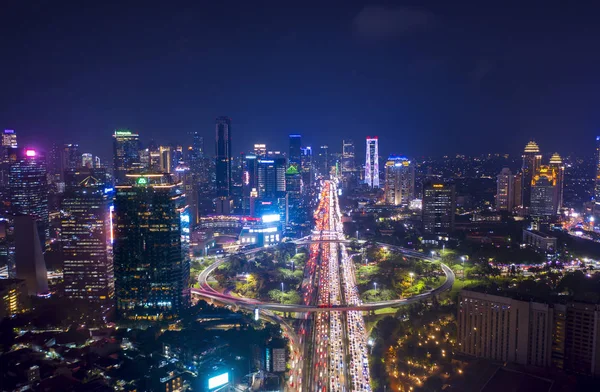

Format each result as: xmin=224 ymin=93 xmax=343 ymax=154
xmin=496 ymin=167 xmax=516 ymax=211
xmin=0 ymin=130 xmax=17 ymax=193
xmin=243 ymin=153 xmax=259 ymax=214
xmin=288 ymin=134 xmax=302 ymax=168
xmin=61 ymin=176 xmax=113 ymax=309
xmin=113 ymin=129 xmax=141 ymax=185
xmin=62 ymin=143 xmax=80 ymax=171
xmin=114 ymin=174 xmax=188 ymax=321
xmin=254 ymin=144 xmax=267 ymax=158
xmin=422 ymin=180 xmax=455 ymax=234
xmin=530 ymin=165 xmax=557 ymax=217
xmin=159 ymin=145 xmax=172 ymax=173
xmin=215 ymin=116 xmax=232 ymax=198
xmin=2 ymin=129 xmax=17 ymax=149
xmin=0 ymin=279 xmax=28 ymax=318
xmin=9 ymin=149 xmax=49 ymax=245
xmin=14 ymin=215 xmax=48 ymax=296
xmin=521 ymin=140 xmax=542 ymax=208
xmin=513 ymin=172 xmax=523 ymax=208
xmin=285 ymin=165 xmax=302 ymax=224
xmin=81 ymin=153 xmax=93 ymax=168
xmin=342 ymin=139 xmax=355 ymax=174
xmin=549 ymin=153 xmax=564 ymax=213
xmin=384 ymin=155 xmax=415 ymax=206
xmin=94 ymin=156 xmax=101 ymax=168
xmin=318 ymin=145 xmax=329 ymax=177
xmin=300 ymin=146 xmax=313 ymax=191
xmin=364 ymin=137 xmax=380 ymax=188
xmin=257 ymin=154 xmax=287 ymax=198
xmin=596 ymin=137 xmax=600 ymax=210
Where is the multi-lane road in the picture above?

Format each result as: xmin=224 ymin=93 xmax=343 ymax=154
xmin=191 ymin=180 xmax=455 ymax=391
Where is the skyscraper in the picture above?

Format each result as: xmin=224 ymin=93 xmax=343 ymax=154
xmin=365 ymin=137 xmax=380 ymax=188
xmin=62 ymin=143 xmax=80 ymax=171
xmin=285 ymin=165 xmax=302 ymax=224
xmin=522 ymin=140 xmax=542 ymax=209
xmin=2 ymin=129 xmax=17 ymax=149
xmin=496 ymin=168 xmax=516 ymax=211
xmin=61 ymin=176 xmax=113 ymax=310
xmin=81 ymin=153 xmax=93 ymax=168
xmin=384 ymin=156 xmax=415 ymax=206
xmin=254 ymin=144 xmax=267 ymax=158
xmin=215 ymin=116 xmax=232 ymax=198
xmin=114 ymin=174 xmax=188 ymax=321
xmin=0 ymin=130 xmax=17 ymax=193
xmin=422 ymin=180 xmax=455 ymax=234
xmin=113 ymin=129 xmax=141 ymax=185
xmin=530 ymin=166 xmax=557 ymax=217
xmin=318 ymin=145 xmax=329 ymax=177
xmin=257 ymin=154 xmax=287 ymax=198
xmin=9 ymin=148 xmax=48 ymax=245
xmin=14 ymin=215 xmax=48 ymax=296
xmin=549 ymin=153 xmax=564 ymax=213
xmin=288 ymin=134 xmax=302 ymax=168
xmin=300 ymin=146 xmax=313 ymax=192
xmin=595 ymin=136 xmax=600 ymax=208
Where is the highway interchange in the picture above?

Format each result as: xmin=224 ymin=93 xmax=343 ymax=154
xmin=191 ymin=180 xmax=455 ymax=391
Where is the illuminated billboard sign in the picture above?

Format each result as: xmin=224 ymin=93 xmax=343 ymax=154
xmin=208 ymin=373 xmax=229 ymax=389
xmin=137 ymin=177 xmax=148 ymax=185
xmin=262 ymin=214 xmax=280 ymax=223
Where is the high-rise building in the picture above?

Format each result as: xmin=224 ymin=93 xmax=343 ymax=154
xmin=384 ymin=155 xmax=414 ymax=206
xmin=300 ymin=146 xmax=313 ymax=192
xmin=81 ymin=153 xmax=93 ymax=168
xmin=342 ymin=139 xmax=355 ymax=174
xmin=0 ymin=130 xmax=17 ymax=193
xmin=159 ymin=145 xmax=172 ymax=173
xmin=14 ymin=215 xmax=48 ymax=296
xmin=0 ymin=279 xmax=28 ymax=318
xmin=288 ymin=134 xmax=302 ymax=169
xmin=2 ymin=129 xmax=17 ymax=149
xmin=458 ymin=289 xmax=600 ymax=376
xmin=595 ymin=136 xmax=600 ymax=209
xmin=530 ymin=165 xmax=557 ymax=217
xmin=113 ymin=129 xmax=141 ymax=185
xmin=422 ymin=180 xmax=455 ymax=234
xmin=62 ymin=143 xmax=80 ymax=172
xmin=215 ymin=116 xmax=232 ymax=198
xmin=522 ymin=140 xmax=542 ymax=208
xmin=496 ymin=167 xmax=516 ymax=211
xmin=285 ymin=165 xmax=302 ymax=224
xmin=549 ymin=153 xmax=564 ymax=213
xmin=257 ymin=154 xmax=287 ymax=198
xmin=364 ymin=137 xmax=380 ymax=188
xmin=254 ymin=144 xmax=267 ymax=158
xmin=61 ymin=175 xmax=113 ymax=310
xmin=9 ymin=148 xmax=48 ymax=245
xmin=318 ymin=145 xmax=329 ymax=177
xmin=114 ymin=174 xmax=188 ymax=321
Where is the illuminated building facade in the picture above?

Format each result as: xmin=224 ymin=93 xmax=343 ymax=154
xmin=61 ymin=175 xmax=113 ymax=310
xmin=113 ymin=129 xmax=141 ymax=185
xmin=2 ymin=129 xmax=17 ymax=149
xmin=0 ymin=279 xmax=28 ymax=319
xmin=254 ymin=143 xmax=267 ymax=158
xmin=257 ymin=154 xmax=286 ymax=198
xmin=364 ymin=137 xmax=379 ymax=188
xmin=9 ymin=148 xmax=48 ymax=245
xmin=422 ymin=180 xmax=455 ymax=234
xmin=317 ymin=145 xmax=329 ymax=177
xmin=549 ymin=152 xmax=565 ymax=213
xmin=288 ymin=134 xmax=302 ymax=168
xmin=81 ymin=153 xmax=93 ymax=168
xmin=384 ymin=155 xmax=414 ymax=206
xmin=215 ymin=116 xmax=232 ymax=198
xmin=300 ymin=146 xmax=313 ymax=191
xmin=0 ymin=129 xmax=17 ymax=194
xmin=114 ymin=174 xmax=189 ymax=321
xmin=596 ymin=136 xmax=600 ymax=209
xmin=496 ymin=167 xmax=520 ymax=211
xmin=530 ymin=165 xmax=557 ymax=217
xmin=521 ymin=140 xmax=542 ymax=208
xmin=285 ymin=165 xmax=302 ymax=224
xmin=62 ymin=143 xmax=80 ymax=171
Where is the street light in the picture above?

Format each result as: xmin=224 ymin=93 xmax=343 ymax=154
xmin=291 ymin=260 xmax=295 ymax=272
xmin=431 ymin=250 xmax=435 ymax=258
xmin=281 ymin=282 xmax=285 ymax=303
xmin=409 ymin=272 xmax=414 ymax=284
xmin=374 ymin=282 xmax=377 ymax=291
xmin=461 ymin=256 xmax=466 ymax=281
xmin=356 ymin=230 xmax=359 ymax=240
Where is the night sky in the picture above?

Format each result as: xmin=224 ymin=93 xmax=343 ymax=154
xmin=3 ymin=1 xmax=600 ymax=162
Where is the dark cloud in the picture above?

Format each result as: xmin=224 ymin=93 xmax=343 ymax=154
xmin=353 ymin=5 xmax=435 ymax=40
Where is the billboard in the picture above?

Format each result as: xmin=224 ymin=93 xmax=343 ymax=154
xmin=208 ymin=372 xmax=229 ymax=389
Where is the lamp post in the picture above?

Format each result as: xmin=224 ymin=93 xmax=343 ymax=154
xmin=356 ymin=230 xmax=359 ymax=240
xmin=281 ymin=282 xmax=284 ymax=303
xmin=291 ymin=260 xmax=294 ymax=272
xmin=374 ymin=282 xmax=377 ymax=292
xmin=409 ymin=272 xmax=414 ymax=285
xmin=461 ymin=256 xmax=466 ymax=281
xmin=431 ymin=250 xmax=435 ymax=259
